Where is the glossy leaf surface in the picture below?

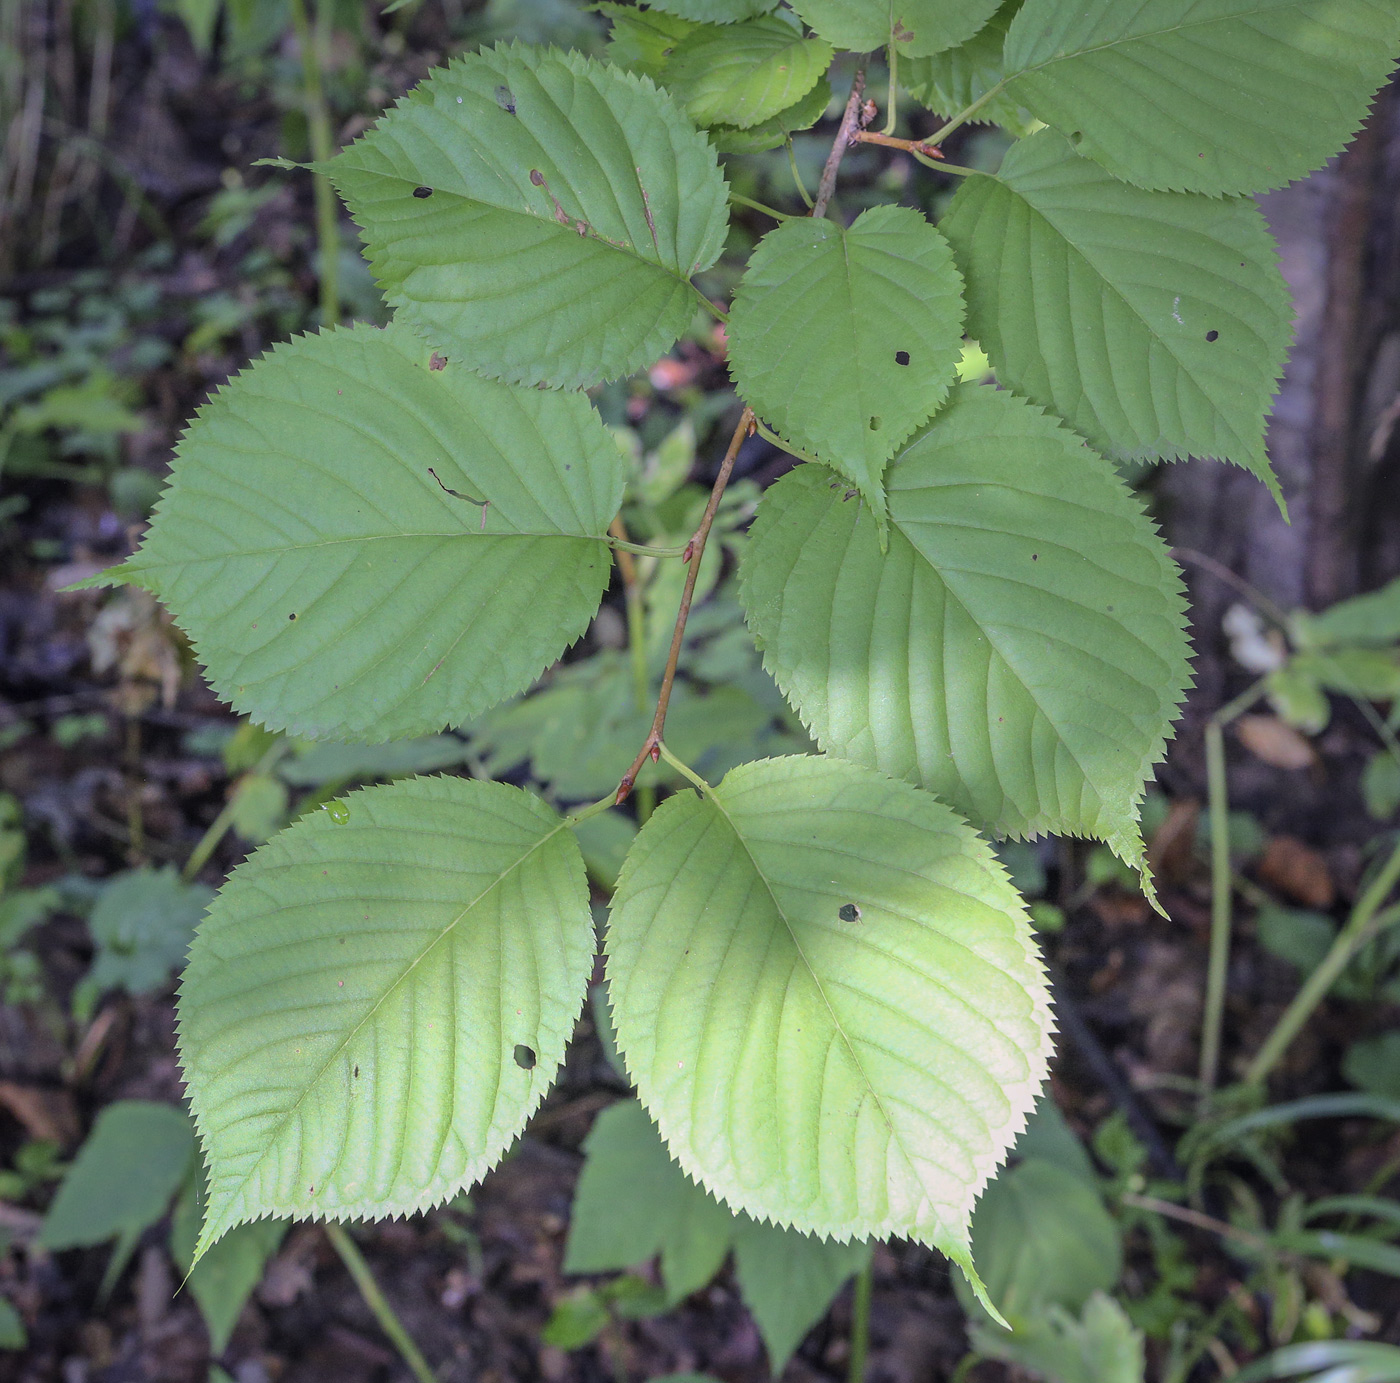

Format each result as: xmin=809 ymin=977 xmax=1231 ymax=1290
xmin=179 ymin=776 xmax=593 ymax=1256
xmin=97 ymin=324 xmax=622 ymax=742
xmin=740 ymin=385 xmax=1191 ymax=882
xmin=607 ymin=755 xmax=1053 ymax=1294
xmin=941 ymin=130 xmax=1291 ymax=496
xmin=327 ymin=45 xmax=730 ymax=388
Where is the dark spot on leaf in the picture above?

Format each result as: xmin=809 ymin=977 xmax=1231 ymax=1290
xmin=529 ymin=169 xmax=545 ymax=186
xmin=661 ymin=46 xmax=673 ymax=56
xmin=412 ymin=185 xmax=433 ymax=198
xmin=839 ymin=903 xmax=861 ymax=923
xmin=1031 ymin=553 xmax=1039 ymax=561
xmin=288 ymin=612 xmax=297 ymax=620
xmin=495 ymin=84 xmax=516 ymax=114
xmin=353 ymin=1065 xmax=359 ymax=1077
xmin=513 ymin=1044 xmax=537 ymax=1070
xmin=895 ymin=350 xmax=910 ymax=366
xmin=868 ymin=415 xmax=881 ymax=431
xmin=1069 ymin=131 xmax=1083 ymax=145
xmin=1206 ymin=329 xmax=1219 ymax=342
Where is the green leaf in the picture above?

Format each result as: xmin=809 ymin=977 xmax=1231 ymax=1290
xmin=970 ymin=1292 xmax=1146 ymax=1383
xmin=606 ymin=755 xmax=1053 ymax=1300
xmin=74 ymin=867 xmax=215 ymax=1021
xmin=665 ymin=15 xmax=833 ymax=129
xmin=564 ymin=1099 xmax=733 ymax=1301
xmin=903 ymin=0 xmax=1034 ymax=133
xmin=739 ymin=384 xmax=1191 ymax=884
xmin=1362 ymin=752 xmax=1400 ymax=822
xmin=0 ymin=1297 xmax=24 ymax=1351
xmin=1237 ymin=1342 xmax=1400 ymax=1383
xmin=1344 ymin=1032 xmax=1400 ymax=1100
xmin=326 ymin=45 xmax=731 ymax=389
xmin=543 ymin=1287 xmax=612 ymax=1348
xmin=597 ymin=3 xmax=698 ymax=78
xmin=708 ymin=77 xmax=832 ymax=153
xmin=645 ymin=0 xmax=779 ymax=24
xmin=961 ymin=1160 xmax=1122 ymax=1323
xmin=39 ymin=1101 xmax=195 ymax=1293
xmin=171 ymin=1171 xmax=287 ymax=1354
xmin=178 ymin=775 xmax=594 ymax=1257
xmin=230 ymin=773 xmax=290 ymax=843
xmin=1291 ymin=575 xmax=1400 ymax=649
xmin=939 ymin=129 xmax=1292 ymax=498
xmin=1001 ymin=0 xmax=1400 ymax=195
xmin=733 ymin=1219 xmax=870 ymax=1373
xmin=789 ymin=0 xmax=1001 ymax=58
xmin=279 ymin=736 xmax=474 ymax=787
xmin=1010 ymin=1098 xmax=1097 ymax=1186
xmin=104 ymin=323 xmax=623 ymax=742
xmin=727 ymin=205 xmax=964 ymax=527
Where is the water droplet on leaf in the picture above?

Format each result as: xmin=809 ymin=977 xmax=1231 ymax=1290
xmin=325 ymin=800 xmax=350 ymax=824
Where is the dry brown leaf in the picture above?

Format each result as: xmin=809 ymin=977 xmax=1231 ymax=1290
xmin=1236 ymin=714 xmax=1318 ymax=770
xmin=1257 ymin=835 xmax=1335 ymax=909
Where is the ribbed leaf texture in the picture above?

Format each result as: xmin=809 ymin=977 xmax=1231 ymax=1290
xmin=726 ymin=205 xmax=964 ymax=528
xmin=902 ymin=0 xmax=1033 ymax=132
xmin=789 ymin=0 xmax=1001 ymax=59
xmin=1002 ymin=0 xmax=1400 ymax=195
xmin=709 ymin=79 xmax=832 ymax=153
xmin=606 ymin=755 xmax=1054 ymax=1303
xmin=600 ymin=5 xmax=698 ymax=79
xmin=739 ymin=384 xmax=1192 ymax=885
xmin=646 ymin=0 xmax=779 ymax=23
xmin=325 ymin=45 xmax=731 ymax=388
xmin=96 ymin=323 xmax=623 ymax=742
xmin=665 ymin=14 xmax=833 ymax=129
xmin=940 ymin=130 xmax=1292 ymax=498
xmin=179 ymin=776 xmax=593 ymax=1258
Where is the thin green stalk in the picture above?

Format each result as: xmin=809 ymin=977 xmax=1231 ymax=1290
xmin=656 ymin=740 xmax=709 ymax=795
xmin=325 ymin=1223 xmax=437 ymax=1383
xmin=925 ymin=80 xmax=1006 ymax=147
xmin=881 ymin=45 xmax=897 ymax=134
xmin=754 ymin=418 xmax=822 ymax=464
xmin=847 ymin=1255 xmax=873 ymax=1383
xmin=1199 ymin=679 xmax=1268 ymax=1103
xmin=566 ymin=793 xmax=620 ymax=829
xmin=288 ymin=0 xmax=339 ymax=325
xmin=606 ymin=535 xmax=689 ymax=558
xmin=729 ymin=192 xmax=794 ymax=221
xmin=1244 ymin=836 xmax=1400 ymax=1088
xmin=786 ymin=138 xmax=814 ymax=208
xmin=183 ymin=742 xmax=288 ymax=882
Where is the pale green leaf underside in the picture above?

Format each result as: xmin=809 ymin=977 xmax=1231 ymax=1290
xmin=112 ymin=323 xmax=622 ymax=742
xmin=726 ymin=204 xmax=964 ymax=525
xmin=1002 ymin=0 xmax=1400 ymax=195
xmin=326 ymin=44 xmax=731 ymax=389
xmin=940 ymin=130 xmax=1292 ymax=497
xmin=789 ymin=0 xmax=1000 ymax=58
xmin=709 ymin=78 xmax=832 ymax=153
xmin=180 ymin=775 xmax=593 ymax=1258
xmin=902 ymin=0 xmax=1034 ymax=133
xmin=739 ymin=384 xmax=1192 ymax=878
xmin=666 ymin=16 xmax=833 ymax=130
xmin=606 ymin=755 xmax=1054 ymax=1281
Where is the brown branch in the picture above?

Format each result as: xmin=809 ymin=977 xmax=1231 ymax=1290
xmin=853 ymin=129 xmax=943 ymax=159
xmin=813 ymin=68 xmax=866 ymax=219
xmin=616 ymin=407 xmax=753 ymax=802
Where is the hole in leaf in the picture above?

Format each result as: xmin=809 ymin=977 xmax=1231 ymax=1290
xmin=412 ymin=185 xmax=433 ymax=199
xmin=839 ymin=903 xmax=861 ymax=923
xmin=895 ymin=350 xmax=910 ymax=366
xmin=513 ymin=1043 xmax=537 ymax=1070
xmin=288 ymin=612 xmax=297 ymax=620
xmin=1205 ymin=329 xmax=1220 ymax=342
xmin=868 ymin=415 xmax=881 ymax=431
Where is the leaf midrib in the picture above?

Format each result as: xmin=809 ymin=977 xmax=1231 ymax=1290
xmin=204 ymin=815 xmax=569 ymax=1234
xmin=700 ymin=783 xmax=928 ymax=1212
